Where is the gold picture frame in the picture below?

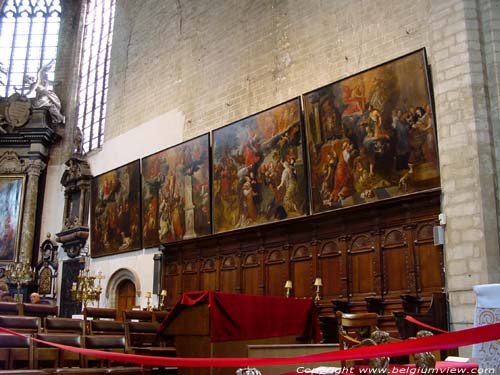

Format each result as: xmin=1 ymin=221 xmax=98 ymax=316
xmin=0 ymin=175 xmax=26 ymax=262
xmin=212 ymin=97 xmax=308 ymax=233
xmin=303 ymin=48 xmax=439 ymax=214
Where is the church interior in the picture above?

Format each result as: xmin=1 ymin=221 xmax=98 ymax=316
xmin=0 ymin=0 xmax=500 ymax=374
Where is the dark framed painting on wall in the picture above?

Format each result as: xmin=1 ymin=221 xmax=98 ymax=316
xmin=0 ymin=175 xmax=25 ymax=262
xmin=90 ymin=160 xmax=142 ymax=257
xmin=303 ymin=48 xmax=439 ymax=214
xmin=212 ymin=97 xmax=308 ymax=233
xmin=141 ymin=133 xmax=211 ymax=247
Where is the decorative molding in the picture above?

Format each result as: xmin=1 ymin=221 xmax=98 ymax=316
xmin=164 ymin=190 xmax=444 ymax=311
xmin=319 ymin=240 xmax=341 ymax=256
xmin=55 ymin=227 xmax=89 ymax=258
xmin=57 ymin=155 xmax=92 ymax=257
xmin=0 ymin=151 xmax=25 ymax=174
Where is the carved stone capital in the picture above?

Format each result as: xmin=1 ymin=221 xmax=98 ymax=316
xmin=24 ymin=159 xmax=46 ymax=177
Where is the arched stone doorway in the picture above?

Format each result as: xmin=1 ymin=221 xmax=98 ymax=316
xmin=106 ymin=268 xmax=141 ymax=320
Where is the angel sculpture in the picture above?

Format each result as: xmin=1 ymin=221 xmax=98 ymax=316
xmin=413 ymin=330 xmax=436 ymax=371
xmin=24 ymin=60 xmax=65 ymax=124
xmin=355 ymin=330 xmax=391 ymax=375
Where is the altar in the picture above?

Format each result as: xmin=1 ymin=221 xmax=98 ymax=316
xmin=158 ymin=291 xmax=321 ymax=375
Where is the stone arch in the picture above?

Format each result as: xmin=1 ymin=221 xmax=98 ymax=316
xmin=105 ymin=267 xmax=141 ymax=308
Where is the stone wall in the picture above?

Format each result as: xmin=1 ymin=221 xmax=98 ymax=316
xmin=428 ymin=0 xmax=500 ymax=334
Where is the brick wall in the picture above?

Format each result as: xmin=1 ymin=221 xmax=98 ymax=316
xmin=106 ymin=0 xmax=432 ymax=139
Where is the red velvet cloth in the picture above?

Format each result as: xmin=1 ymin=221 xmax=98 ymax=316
xmin=158 ymin=290 xmax=321 ymax=342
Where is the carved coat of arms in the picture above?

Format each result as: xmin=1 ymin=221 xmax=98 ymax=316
xmin=5 ymin=93 xmax=32 ymax=128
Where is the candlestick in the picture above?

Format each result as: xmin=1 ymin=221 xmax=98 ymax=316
xmin=314 ymin=277 xmax=322 ymax=302
xmin=159 ymin=289 xmax=167 ymax=310
xmin=71 ymin=260 xmax=104 ymax=310
xmin=145 ymin=291 xmax=152 ymax=311
xmin=284 ymin=280 xmax=292 ymax=298
xmin=6 ymin=251 xmax=35 ymax=302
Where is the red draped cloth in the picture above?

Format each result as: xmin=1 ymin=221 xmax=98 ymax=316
xmin=158 ymin=291 xmax=321 ymax=343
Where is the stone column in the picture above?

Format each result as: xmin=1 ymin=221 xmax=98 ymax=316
xmin=78 ymin=186 xmax=87 ymax=226
xmin=429 ymin=0 xmax=500 ymax=347
xmin=183 ymin=174 xmax=197 ymax=240
xmin=20 ymin=159 xmax=46 ymax=260
xmin=62 ymin=190 xmax=70 ymax=228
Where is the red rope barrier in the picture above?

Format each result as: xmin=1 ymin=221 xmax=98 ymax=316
xmin=2 ymin=323 xmax=499 ymax=368
xmin=404 ymin=315 xmax=448 ymax=334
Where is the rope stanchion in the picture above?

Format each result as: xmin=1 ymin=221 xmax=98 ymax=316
xmin=2 ymin=323 xmax=500 ymax=368
xmin=404 ymin=315 xmax=448 ymax=334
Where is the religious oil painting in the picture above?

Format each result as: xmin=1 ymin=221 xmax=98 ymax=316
xmin=303 ymin=49 xmax=439 ymax=214
xmin=90 ymin=160 xmax=142 ymax=257
xmin=0 ymin=176 xmax=25 ymax=262
xmin=141 ymin=134 xmax=211 ymax=247
xmin=212 ymin=97 xmax=308 ymax=233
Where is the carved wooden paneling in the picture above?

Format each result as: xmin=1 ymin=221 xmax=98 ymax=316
xmin=161 ymin=190 xmax=444 ymax=313
xmin=165 ymin=261 xmax=181 ymax=305
xmin=242 ymin=266 xmax=260 ymax=295
xmin=220 ymin=255 xmax=238 ymax=293
xmin=291 ymin=244 xmax=312 ymax=297
xmin=265 ymin=249 xmax=287 ymax=296
xmin=200 ymin=258 xmax=217 ymax=291
xmin=382 ymin=228 xmax=410 ymax=296
xmin=182 ymin=260 xmax=199 ymax=292
xmin=348 ymin=233 xmax=375 ymax=298
xmin=318 ymin=239 xmax=343 ymax=298
xmin=241 ymin=252 xmax=261 ymax=295
xmin=415 ymin=222 xmax=444 ymax=293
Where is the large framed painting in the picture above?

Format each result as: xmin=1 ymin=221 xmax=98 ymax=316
xmin=141 ymin=133 xmax=211 ymax=247
xmin=90 ymin=160 xmax=142 ymax=257
xmin=303 ymin=49 xmax=439 ymax=214
xmin=212 ymin=97 xmax=308 ymax=233
xmin=0 ymin=175 xmax=25 ymax=262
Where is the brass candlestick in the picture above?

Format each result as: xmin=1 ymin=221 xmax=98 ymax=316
xmin=145 ymin=291 xmax=152 ymax=311
xmin=71 ymin=265 xmax=104 ymax=309
xmin=284 ymin=280 xmax=292 ymax=298
xmin=314 ymin=277 xmax=323 ymax=302
xmin=159 ymin=289 xmax=167 ymax=310
xmin=6 ymin=251 xmax=35 ymax=302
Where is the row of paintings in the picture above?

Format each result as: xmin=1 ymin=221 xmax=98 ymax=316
xmin=90 ymin=49 xmax=440 ymax=257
